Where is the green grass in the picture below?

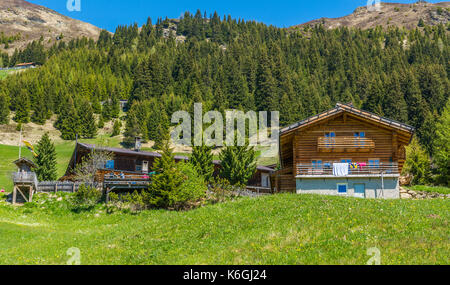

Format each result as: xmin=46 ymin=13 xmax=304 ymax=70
xmin=405 ymin=185 xmax=450 ymax=195
xmin=0 ymin=193 xmax=448 ymax=265
xmin=0 ymin=70 xmax=11 ymax=80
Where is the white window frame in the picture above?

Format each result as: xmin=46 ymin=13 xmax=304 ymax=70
xmin=337 ymin=183 xmax=348 ymax=195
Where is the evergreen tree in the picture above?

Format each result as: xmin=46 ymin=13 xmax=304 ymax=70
xmin=191 ymin=145 xmax=214 ymax=182
xmin=219 ymin=136 xmax=257 ymax=185
xmin=433 ymin=98 xmax=450 ymax=186
xmin=148 ymin=140 xmax=184 ymax=208
xmin=79 ymin=102 xmax=97 ymax=139
xmin=14 ymin=89 xmax=30 ymax=123
xmin=403 ymin=137 xmax=431 ymax=185
xmin=0 ymin=90 xmax=9 ymax=124
xmin=35 ymin=133 xmax=57 ymax=181
xmin=111 ymin=119 xmax=122 ymax=137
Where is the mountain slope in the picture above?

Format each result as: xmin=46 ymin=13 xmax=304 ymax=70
xmin=0 ymin=0 xmax=102 ymax=55
xmin=292 ymin=1 xmax=450 ymax=30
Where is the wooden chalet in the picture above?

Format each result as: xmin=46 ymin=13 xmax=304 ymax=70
xmin=63 ymin=142 xmax=274 ymax=195
xmin=272 ymin=103 xmax=415 ymax=199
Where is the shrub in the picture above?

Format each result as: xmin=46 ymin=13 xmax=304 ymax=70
xmin=403 ymin=138 xmax=431 ymax=185
xmin=70 ymin=184 xmax=102 ymax=211
xmin=170 ymin=163 xmax=207 ymax=210
xmin=207 ymin=178 xmax=240 ymax=204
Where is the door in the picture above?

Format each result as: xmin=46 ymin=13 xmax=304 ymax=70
xmin=142 ymin=161 xmax=149 ymax=173
xmin=261 ymin=173 xmax=270 ymax=188
xmin=354 ymin=184 xmax=366 ymax=198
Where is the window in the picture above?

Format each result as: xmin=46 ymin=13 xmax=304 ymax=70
xmin=312 ymin=160 xmax=323 ymax=169
xmin=325 ymin=132 xmax=336 ymax=147
xmin=354 ymin=132 xmax=365 ymax=138
xmin=337 ymin=183 xmax=348 ymax=194
xmin=354 ymin=132 xmax=366 ymax=146
xmin=105 ymin=160 xmax=115 ymax=170
xmin=369 ymin=159 xmax=380 ymax=168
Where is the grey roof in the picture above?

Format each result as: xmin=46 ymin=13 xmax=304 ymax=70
xmin=281 ymin=102 xmax=415 ymax=135
xmin=77 ymin=143 xmax=189 ymax=161
xmin=13 ymin=157 xmax=37 ymax=168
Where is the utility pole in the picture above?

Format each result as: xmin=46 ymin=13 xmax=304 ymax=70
xmin=18 ymin=123 xmax=23 ymax=160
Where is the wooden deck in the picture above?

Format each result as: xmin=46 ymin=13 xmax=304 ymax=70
xmin=317 ymin=137 xmax=375 ymax=152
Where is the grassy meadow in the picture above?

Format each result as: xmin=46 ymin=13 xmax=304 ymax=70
xmin=0 ymin=193 xmax=448 ymax=265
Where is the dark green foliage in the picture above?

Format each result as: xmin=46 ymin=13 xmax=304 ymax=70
xmin=219 ymin=137 xmax=257 ymax=186
xmin=34 ymin=133 xmax=57 ymax=181
xmin=70 ymin=184 xmax=102 ymax=211
xmin=147 ymin=140 xmax=185 ymax=208
xmin=78 ymin=100 xmax=97 ymax=138
xmin=191 ymin=145 xmax=214 ymax=182
xmin=404 ymin=138 xmax=431 ymax=185
xmin=111 ymin=119 xmax=122 ymax=136
xmin=0 ymin=90 xmax=9 ymax=124
xmin=13 ymin=89 xmax=30 ymax=123
xmin=433 ymin=98 xmax=450 ymax=186
xmin=55 ymin=96 xmax=80 ymax=140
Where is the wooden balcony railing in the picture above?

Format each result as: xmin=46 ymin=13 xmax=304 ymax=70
xmin=297 ymin=163 xmax=399 ymax=176
xmin=318 ymin=137 xmax=375 ymax=152
xmin=103 ymin=174 xmax=152 ymax=188
xmin=13 ymin=172 xmax=38 ymax=187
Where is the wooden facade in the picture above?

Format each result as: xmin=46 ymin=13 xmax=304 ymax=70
xmin=272 ymin=103 xmax=415 ymax=193
xmin=63 ymin=143 xmax=274 ymax=191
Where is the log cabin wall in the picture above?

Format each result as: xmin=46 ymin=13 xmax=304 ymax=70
xmin=274 ymin=111 xmax=413 ymax=193
xmin=294 ymin=114 xmax=401 ymax=174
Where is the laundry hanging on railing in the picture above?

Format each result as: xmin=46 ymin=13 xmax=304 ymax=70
xmin=333 ymin=163 xmax=349 ymax=176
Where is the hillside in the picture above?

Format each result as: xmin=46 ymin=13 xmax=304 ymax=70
xmin=0 ymin=0 xmax=102 ymax=55
xmin=0 ymin=193 xmax=448 ymax=264
xmin=293 ymin=1 xmax=450 ymax=30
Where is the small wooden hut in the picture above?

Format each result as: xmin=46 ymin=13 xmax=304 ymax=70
xmin=12 ymin=158 xmax=38 ymax=204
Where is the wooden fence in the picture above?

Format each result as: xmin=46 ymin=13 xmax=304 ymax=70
xmin=37 ymin=182 xmax=99 ymax=193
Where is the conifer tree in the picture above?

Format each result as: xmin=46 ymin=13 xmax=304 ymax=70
xmin=433 ymin=98 xmax=450 ymax=186
xmin=79 ymin=102 xmax=97 ymax=139
xmin=0 ymin=90 xmax=9 ymax=125
xmin=111 ymin=119 xmax=122 ymax=137
xmin=14 ymin=89 xmax=30 ymax=123
xmin=219 ymin=136 xmax=257 ymax=186
xmin=35 ymin=133 xmax=57 ymax=181
xmin=191 ymin=145 xmax=214 ymax=182
xmin=148 ymin=140 xmax=184 ymax=208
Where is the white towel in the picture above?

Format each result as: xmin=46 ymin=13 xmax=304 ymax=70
xmin=333 ymin=163 xmax=349 ymax=176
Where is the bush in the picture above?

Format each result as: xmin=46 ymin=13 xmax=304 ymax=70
xmin=170 ymin=163 xmax=207 ymax=210
xmin=70 ymin=184 xmax=102 ymax=211
xmin=207 ymin=178 xmax=239 ymax=204
xmin=403 ymin=138 xmax=431 ymax=185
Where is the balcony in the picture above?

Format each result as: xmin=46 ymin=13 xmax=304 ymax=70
xmin=13 ymin=172 xmax=38 ymax=187
xmin=297 ymin=163 xmax=399 ymax=177
xmin=318 ymin=137 xmax=375 ymax=152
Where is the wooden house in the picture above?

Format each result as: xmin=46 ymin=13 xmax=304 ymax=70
xmin=271 ymin=103 xmax=415 ymax=199
xmin=62 ymin=142 xmax=274 ymax=192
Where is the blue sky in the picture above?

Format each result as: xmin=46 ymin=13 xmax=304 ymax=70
xmin=29 ymin=0 xmax=442 ymax=32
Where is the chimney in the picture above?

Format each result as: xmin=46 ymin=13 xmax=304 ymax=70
xmin=135 ymin=137 xmax=142 ymax=152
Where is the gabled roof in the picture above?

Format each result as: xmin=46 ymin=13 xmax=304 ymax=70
xmin=76 ymin=143 xmax=190 ymax=161
xmin=13 ymin=157 xmax=37 ymax=169
xmin=281 ymin=103 xmax=415 ymax=136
